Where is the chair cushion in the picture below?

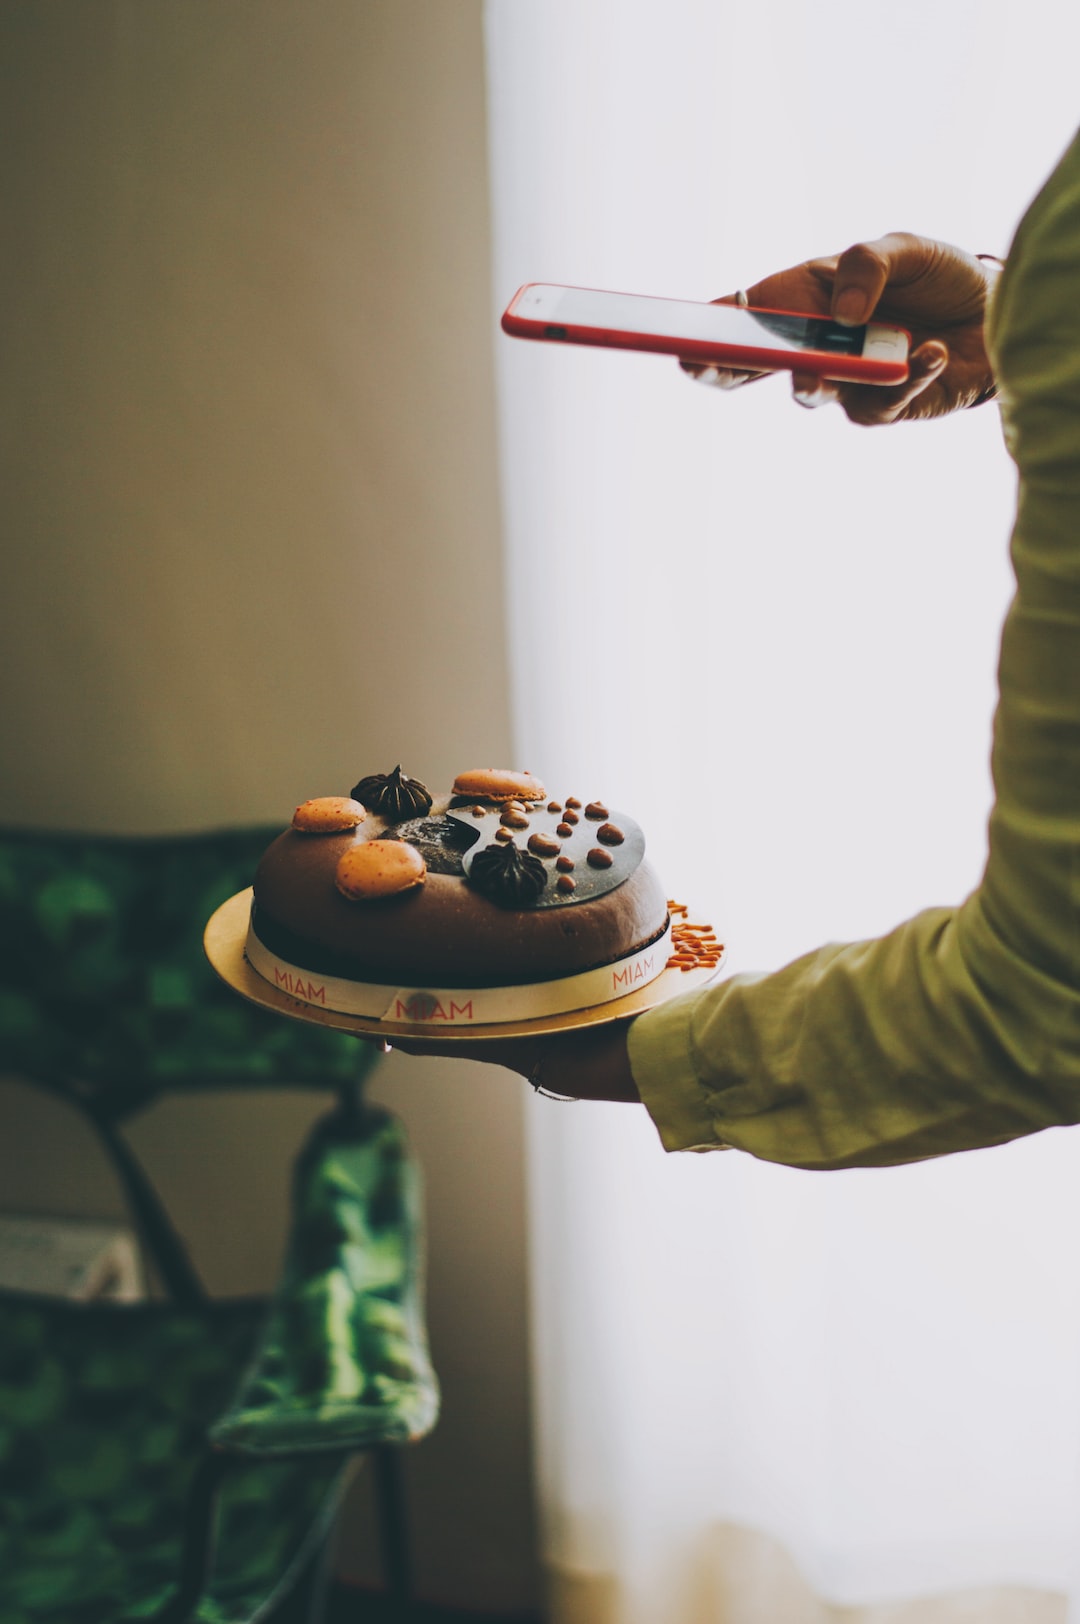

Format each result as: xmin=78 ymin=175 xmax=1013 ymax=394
xmin=212 ymin=1108 xmax=439 ymax=1455
xmin=0 ymin=1293 xmax=344 ymax=1624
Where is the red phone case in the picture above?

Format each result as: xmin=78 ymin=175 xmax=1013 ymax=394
xmin=502 ymin=283 xmax=910 ymax=387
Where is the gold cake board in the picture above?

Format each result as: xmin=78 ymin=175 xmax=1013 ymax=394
xmin=204 ymin=889 xmax=724 ymax=1046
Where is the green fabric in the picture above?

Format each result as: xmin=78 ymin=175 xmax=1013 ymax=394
xmin=630 ymin=129 xmax=1080 ymax=1168
xmin=0 ymin=830 xmax=425 ymax=1616
xmin=0 ymin=1103 xmax=436 ymax=1619
xmin=213 ymin=1106 xmax=439 ymax=1454
xmin=0 ymin=1294 xmax=342 ymax=1624
xmin=0 ymin=827 xmax=366 ymax=1115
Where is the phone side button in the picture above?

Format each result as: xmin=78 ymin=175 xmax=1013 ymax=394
xmin=544 ymin=325 xmax=568 ymax=339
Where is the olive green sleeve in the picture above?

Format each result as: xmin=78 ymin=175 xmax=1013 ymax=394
xmin=628 ymin=130 xmax=1080 ymax=1170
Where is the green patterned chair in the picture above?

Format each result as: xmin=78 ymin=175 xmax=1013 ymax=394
xmin=0 ymin=828 xmax=439 ymax=1624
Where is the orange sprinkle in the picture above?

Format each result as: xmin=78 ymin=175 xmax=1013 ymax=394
xmin=665 ymin=900 xmax=723 ymax=974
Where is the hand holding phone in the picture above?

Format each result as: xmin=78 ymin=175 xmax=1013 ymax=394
xmin=705 ymin=233 xmax=1000 ymax=424
xmin=502 ymin=282 xmax=911 ymax=387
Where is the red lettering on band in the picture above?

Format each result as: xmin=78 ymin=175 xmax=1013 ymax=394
xmin=273 ymin=965 xmax=326 ymax=1004
xmin=613 ymin=954 xmax=654 ymax=992
xmin=394 ymin=995 xmax=474 ymax=1023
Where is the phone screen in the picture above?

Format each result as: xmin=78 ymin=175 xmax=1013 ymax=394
xmin=536 ymin=287 xmax=867 ymax=355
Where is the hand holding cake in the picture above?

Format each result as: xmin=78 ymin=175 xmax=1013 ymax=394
xmin=387 ymin=1021 xmax=644 ymax=1104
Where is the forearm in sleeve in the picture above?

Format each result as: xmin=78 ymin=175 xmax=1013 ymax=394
xmin=629 ymin=131 xmax=1080 ymax=1169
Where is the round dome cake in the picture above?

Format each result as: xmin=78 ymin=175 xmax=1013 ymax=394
xmin=245 ymin=765 xmax=672 ymax=1027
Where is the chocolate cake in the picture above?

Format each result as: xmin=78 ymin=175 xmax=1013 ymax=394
xmin=244 ymin=765 xmax=672 ymax=1027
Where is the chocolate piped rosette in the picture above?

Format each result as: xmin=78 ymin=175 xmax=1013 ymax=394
xmin=244 ymin=765 xmax=677 ymax=1028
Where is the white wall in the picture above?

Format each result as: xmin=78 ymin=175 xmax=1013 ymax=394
xmin=0 ymin=2 xmax=538 ymax=1610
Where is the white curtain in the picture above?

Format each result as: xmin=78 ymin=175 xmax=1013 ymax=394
xmin=485 ymin=5 xmax=1080 ymax=1621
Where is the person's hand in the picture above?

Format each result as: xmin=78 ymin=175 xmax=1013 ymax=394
xmin=685 ymin=232 xmax=1000 ymax=425
xmin=378 ymin=1019 xmax=641 ymax=1103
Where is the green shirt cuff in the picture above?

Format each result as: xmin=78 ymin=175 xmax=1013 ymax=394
xmin=627 ymin=984 xmax=736 ymax=1152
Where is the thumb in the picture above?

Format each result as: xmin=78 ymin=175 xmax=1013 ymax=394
xmin=830 ymin=232 xmax=936 ymax=326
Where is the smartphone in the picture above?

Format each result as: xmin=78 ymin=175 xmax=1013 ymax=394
xmin=502 ymin=282 xmax=910 ymax=386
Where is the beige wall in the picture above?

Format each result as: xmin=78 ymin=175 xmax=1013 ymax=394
xmin=0 ymin=1 xmax=539 ymax=1611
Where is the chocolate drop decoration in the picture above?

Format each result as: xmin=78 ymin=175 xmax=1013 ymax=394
xmin=468 ymin=839 xmax=549 ymax=907
xmin=350 ymin=764 xmax=433 ymax=822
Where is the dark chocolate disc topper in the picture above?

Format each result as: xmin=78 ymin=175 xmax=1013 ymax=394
xmin=452 ymin=799 xmax=644 ymax=909
xmin=322 ymin=771 xmax=644 ymax=909
xmin=350 ymin=765 xmax=433 ymax=822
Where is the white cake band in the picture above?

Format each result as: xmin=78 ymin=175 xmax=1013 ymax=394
xmin=245 ymin=914 xmax=672 ymax=1025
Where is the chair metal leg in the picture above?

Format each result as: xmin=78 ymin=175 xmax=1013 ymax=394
xmin=372 ymin=1445 xmax=412 ymax=1602
xmin=151 ymin=1449 xmax=229 ymax=1623
xmin=257 ymin=1529 xmax=337 ymax=1624
xmin=303 ymin=1533 xmax=337 ymax=1624
xmin=89 ymin=1105 xmax=207 ymax=1306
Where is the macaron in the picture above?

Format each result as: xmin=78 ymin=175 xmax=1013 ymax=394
xmin=335 ymin=839 xmax=427 ymax=901
xmin=452 ymin=768 xmax=546 ymax=803
xmin=292 ymin=796 xmax=368 ymax=834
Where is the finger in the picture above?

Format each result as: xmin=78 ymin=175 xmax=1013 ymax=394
xmin=831 ymin=231 xmax=936 ymax=325
xmin=840 ymin=340 xmax=948 ymax=425
xmin=390 ymin=1039 xmax=492 ymax=1062
xmin=791 ymin=370 xmax=841 ymax=410
xmin=393 ymin=1036 xmax=543 ymax=1071
xmin=680 ymin=360 xmax=767 ymax=391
